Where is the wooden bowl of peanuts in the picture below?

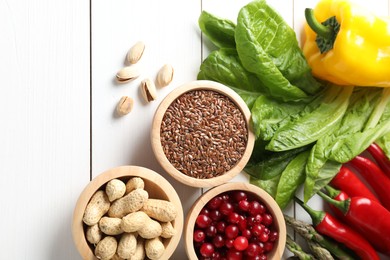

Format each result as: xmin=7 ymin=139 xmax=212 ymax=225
xmin=72 ymin=165 xmax=184 ymax=260
xmin=151 ymin=80 xmax=255 ymax=188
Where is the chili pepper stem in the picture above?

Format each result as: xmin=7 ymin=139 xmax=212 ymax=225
xmin=318 ymin=191 xmax=349 ymax=215
xmin=294 ymin=197 xmax=325 ymax=226
xmin=305 ymin=8 xmax=333 ymax=39
xmin=324 ymin=185 xmax=341 ymax=198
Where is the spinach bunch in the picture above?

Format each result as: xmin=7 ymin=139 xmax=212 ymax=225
xmin=197 ymin=0 xmax=390 ymax=207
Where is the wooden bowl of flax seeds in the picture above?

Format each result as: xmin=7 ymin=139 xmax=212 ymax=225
xmin=151 ymin=80 xmax=255 ymax=188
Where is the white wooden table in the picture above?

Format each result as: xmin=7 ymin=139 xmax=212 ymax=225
xmin=1 ymin=0 xmax=389 ymax=259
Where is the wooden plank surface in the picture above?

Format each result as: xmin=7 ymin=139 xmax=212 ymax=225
xmin=0 ymin=0 xmax=388 ymax=259
xmin=0 ymin=0 xmax=90 ymax=259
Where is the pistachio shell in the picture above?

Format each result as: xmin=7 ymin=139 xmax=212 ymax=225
xmin=140 ymin=78 xmax=157 ymax=102
xmin=127 ymin=41 xmax=145 ymax=64
xmin=116 ymin=96 xmax=134 ymax=116
xmin=156 ymin=64 xmax=174 ymax=87
xmin=116 ymin=65 xmax=140 ymax=83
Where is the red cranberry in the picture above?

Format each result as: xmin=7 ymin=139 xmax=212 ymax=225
xmin=206 ymin=225 xmax=218 ymax=237
xmin=200 ymin=243 xmax=215 ymax=257
xmin=264 ymin=241 xmax=274 ymax=252
xmin=194 ymin=229 xmax=206 ymax=242
xmin=257 ymin=242 xmax=265 ymax=253
xmin=216 ymin=221 xmax=227 ymax=233
xmin=228 ymin=212 xmax=241 ymax=224
xmin=259 ymin=254 xmax=267 ymax=260
xmin=212 ymin=251 xmax=222 ymax=259
xmin=233 ymin=236 xmax=249 ymax=251
xmin=246 ymin=256 xmax=262 ymax=260
xmin=207 ymin=196 xmax=223 ymax=210
xmin=251 ymin=224 xmax=265 ymax=237
xmin=262 ymin=213 xmax=273 ymax=226
xmin=237 ymin=219 xmax=247 ymax=231
xmin=249 ymin=201 xmax=262 ymax=215
xmin=226 ymin=248 xmax=243 ymax=260
xmin=225 ymin=238 xmax=234 ymax=248
xmin=269 ymin=231 xmax=278 ymax=242
xmin=247 ymin=215 xmax=262 ymax=227
xmin=225 ymin=225 xmax=239 ymax=239
xmin=241 ymin=229 xmax=251 ymax=239
xmin=210 ymin=210 xmax=223 ymax=221
xmin=245 ymin=243 xmax=261 ymax=257
xmin=238 ymin=200 xmax=250 ymax=211
xmin=232 ymin=191 xmax=247 ymax=202
xmin=213 ymin=234 xmax=225 ymax=248
xmin=196 ymin=214 xmax=212 ymax=228
xmin=258 ymin=232 xmax=269 ymax=243
xmin=220 ymin=201 xmax=234 ymax=215
xmin=200 ymin=208 xmax=210 ymax=216
xmin=221 ymin=193 xmax=230 ymax=201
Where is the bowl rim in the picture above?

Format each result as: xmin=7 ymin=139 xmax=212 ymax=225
xmin=184 ymin=182 xmax=286 ymax=260
xmin=151 ymin=80 xmax=255 ymax=188
xmin=72 ymin=165 xmax=184 ymax=260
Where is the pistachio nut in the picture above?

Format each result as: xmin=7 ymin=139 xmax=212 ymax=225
xmin=140 ymin=78 xmax=157 ymax=102
xmin=116 ymin=96 xmax=134 ymax=116
xmin=116 ymin=65 xmax=140 ymax=83
xmin=156 ymin=64 xmax=174 ymax=87
xmin=127 ymin=41 xmax=145 ymax=64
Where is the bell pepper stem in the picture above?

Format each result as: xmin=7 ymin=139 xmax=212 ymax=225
xmin=294 ymin=197 xmax=325 ymax=226
xmin=305 ymin=8 xmax=333 ymax=39
xmin=318 ymin=191 xmax=349 ymax=215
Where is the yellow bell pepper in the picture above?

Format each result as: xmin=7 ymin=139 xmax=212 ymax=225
xmin=302 ymin=0 xmax=390 ymax=87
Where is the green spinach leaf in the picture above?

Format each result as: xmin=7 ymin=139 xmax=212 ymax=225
xmin=267 ymin=85 xmax=353 ymax=151
xmin=245 ymin=146 xmax=308 ymax=179
xmin=198 ymin=11 xmax=236 ymax=49
xmin=304 ymin=160 xmax=342 ymax=202
xmin=275 ymin=150 xmax=310 ymax=209
xmin=197 ymin=48 xmax=268 ymax=94
xmin=250 ymin=175 xmax=281 ymax=198
xmin=304 ymin=88 xmax=382 ymax=201
xmin=251 ymin=95 xmax=307 ymax=140
xmin=235 ymin=0 xmax=320 ymax=101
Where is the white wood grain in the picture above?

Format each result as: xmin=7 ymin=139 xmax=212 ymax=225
xmin=0 ymin=0 xmax=90 ymax=259
xmin=0 ymin=0 xmax=389 ymax=259
xmin=91 ymin=0 xmax=204 ymax=258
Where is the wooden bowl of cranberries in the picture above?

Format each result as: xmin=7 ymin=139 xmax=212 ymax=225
xmin=184 ymin=182 xmax=286 ymax=260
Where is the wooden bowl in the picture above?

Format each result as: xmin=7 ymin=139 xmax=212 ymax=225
xmin=184 ymin=182 xmax=286 ymax=259
xmin=151 ymin=80 xmax=255 ymax=188
xmin=72 ymin=165 xmax=184 ymax=260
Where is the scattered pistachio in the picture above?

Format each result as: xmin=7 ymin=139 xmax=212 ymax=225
xmin=116 ymin=65 xmax=140 ymax=83
xmin=127 ymin=41 xmax=145 ymax=64
xmin=140 ymin=78 xmax=157 ymax=102
xmin=116 ymin=96 xmax=134 ymax=116
xmin=156 ymin=64 xmax=174 ymax=87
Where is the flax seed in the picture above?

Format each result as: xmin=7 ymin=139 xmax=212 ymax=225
xmin=160 ymin=89 xmax=248 ymax=179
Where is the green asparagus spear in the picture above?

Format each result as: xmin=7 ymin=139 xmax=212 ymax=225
xmin=284 ymin=214 xmax=356 ymax=260
xmin=286 ymin=235 xmax=317 ymax=260
xmin=307 ymin=240 xmax=334 ymax=260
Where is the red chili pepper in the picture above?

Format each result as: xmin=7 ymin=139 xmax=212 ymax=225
xmin=329 ymin=165 xmax=379 ymax=203
xmin=295 ymin=197 xmax=380 ymax=260
xmin=349 ymin=155 xmax=390 ymax=211
xmin=319 ymin=190 xmax=390 ymax=255
xmin=367 ymin=143 xmax=390 ymax=177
